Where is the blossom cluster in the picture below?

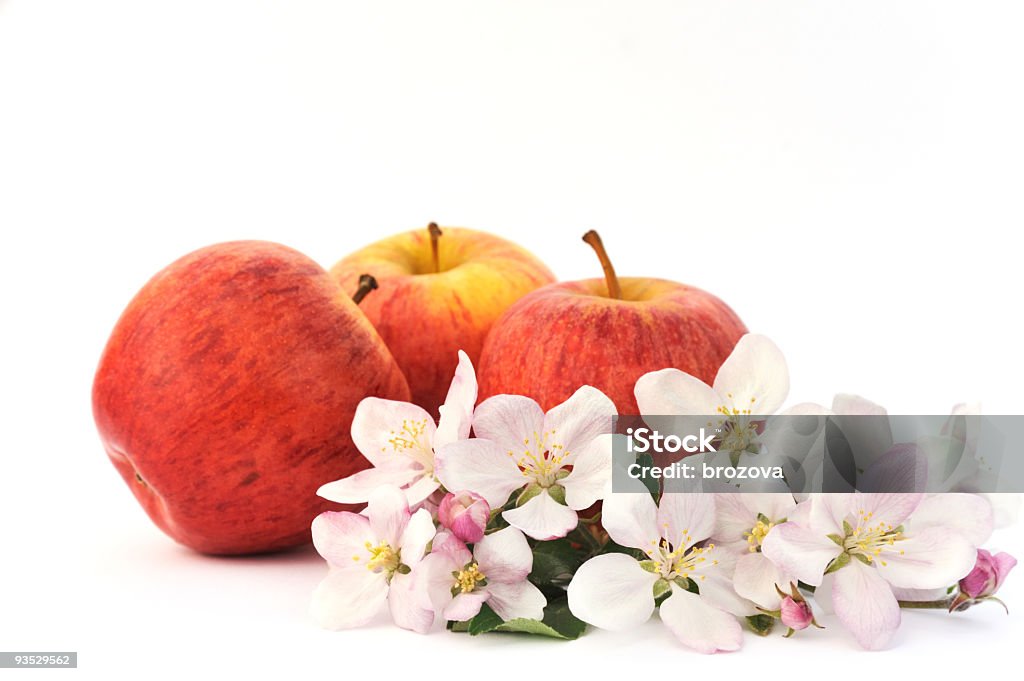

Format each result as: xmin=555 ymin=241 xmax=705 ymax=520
xmin=310 ymin=337 xmax=1018 ymax=652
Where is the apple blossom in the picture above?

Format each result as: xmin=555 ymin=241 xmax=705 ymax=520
xmin=712 ymin=494 xmax=797 ymax=610
xmin=950 ymin=549 xmax=1017 ymax=612
xmin=435 ymin=386 xmax=616 ymax=540
xmin=317 ymin=350 xmax=477 ymax=506
xmin=634 ymin=334 xmax=789 ymax=468
xmin=310 ymin=485 xmax=436 ymax=632
xmin=567 ymin=493 xmax=755 ymax=653
xmin=761 ymin=493 xmax=993 ymax=649
xmin=417 ymin=527 xmax=547 ymax=623
xmin=438 ymin=491 xmax=490 ymax=543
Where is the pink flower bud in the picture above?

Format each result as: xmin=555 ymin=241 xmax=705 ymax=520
xmin=779 ymin=595 xmax=815 ymax=631
xmin=438 ymin=491 xmax=490 ymax=543
xmin=959 ymin=549 xmax=1017 ymax=600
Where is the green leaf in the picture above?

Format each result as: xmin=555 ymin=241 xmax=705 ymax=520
xmin=467 ymin=603 xmax=505 ymax=635
xmin=652 ymin=578 xmax=672 ymax=600
xmin=635 ymin=453 xmax=660 ymax=498
xmin=517 ymin=484 xmax=543 ymax=507
xmin=852 ymin=553 xmax=872 ymax=566
xmin=466 ymin=599 xmax=587 ymax=640
xmin=842 ymin=520 xmax=853 ymax=536
xmin=529 ymin=539 xmax=585 ymax=587
xmin=827 ymin=533 xmax=845 ymax=547
xmin=824 ymin=552 xmax=851 ymax=575
xmin=677 ymin=576 xmax=699 ymax=594
xmin=745 ymin=614 xmax=776 ymax=636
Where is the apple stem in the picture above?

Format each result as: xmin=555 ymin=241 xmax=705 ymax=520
xmin=582 ymin=230 xmax=622 ymax=299
xmin=352 ymin=274 xmax=379 ymax=305
xmin=428 ymin=222 xmax=442 ymax=273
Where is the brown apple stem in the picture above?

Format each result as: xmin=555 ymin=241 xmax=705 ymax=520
xmin=428 ymin=222 xmax=442 ymax=273
xmin=582 ymin=230 xmax=622 ymax=299
xmin=352 ymin=274 xmax=379 ymax=305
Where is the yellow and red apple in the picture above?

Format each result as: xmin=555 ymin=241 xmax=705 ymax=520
xmin=330 ymin=225 xmax=555 ymax=413
xmin=477 ymin=231 xmax=748 ymax=413
xmin=92 ymin=241 xmax=409 ymax=555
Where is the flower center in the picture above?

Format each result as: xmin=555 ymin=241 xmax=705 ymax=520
xmin=745 ymin=519 xmax=774 ymax=552
xmin=506 ymin=429 xmax=568 ymax=487
xmin=385 ymin=418 xmax=434 ymax=470
xmin=646 ymin=536 xmax=719 ymax=582
xmin=453 ymin=562 xmax=487 ymax=594
xmin=363 ymin=541 xmax=402 ymax=575
xmin=843 ymin=510 xmax=906 ymax=566
xmin=713 ymin=401 xmax=761 ymax=457
xmin=717 ymin=393 xmax=758 ymax=417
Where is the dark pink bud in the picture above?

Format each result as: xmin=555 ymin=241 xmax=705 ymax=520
xmin=780 ymin=595 xmax=815 ymax=631
xmin=959 ymin=549 xmax=1017 ymax=600
xmin=438 ymin=491 xmax=490 ymax=543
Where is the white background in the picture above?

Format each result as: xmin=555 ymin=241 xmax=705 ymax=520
xmin=1 ymin=1 xmax=1022 ymax=678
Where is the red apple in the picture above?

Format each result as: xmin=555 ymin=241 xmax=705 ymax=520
xmin=477 ymin=231 xmax=747 ymax=413
xmin=330 ymin=224 xmax=555 ymax=413
xmin=92 ymin=241 xmax=409 ymax=555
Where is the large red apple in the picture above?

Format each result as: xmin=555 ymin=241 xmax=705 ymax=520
xmin=477 ymin=231 xmax=747 ymax=413
xmin=92 ymin=241 xmax=409 ymax=555
xmin=330 ymin=224 xmax=555 ymax=414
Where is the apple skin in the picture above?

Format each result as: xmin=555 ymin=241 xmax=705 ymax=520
xmin=477 ymin=277 xmax=747 ymax=413
xmin=92 ymin=241 xmax=410 ymax=555
xmin=330 ymin=227 xmax=555 ymax=413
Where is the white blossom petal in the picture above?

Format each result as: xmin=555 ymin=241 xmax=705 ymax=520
xmin=698 ymin=571 xmax=757 ymax=617
xmin=634 ymin=368 xmax=720 ymax=416
xmin=486 ymin=580 xmax=547 ymax=622
xmin=310 ymin=568 xmax=387 ymax=630
xmin=471 ymin=394 xmax=545 ymax=455
xmin=435 ymin=350 xmax=478 ymax=448
xmin=855 ymin=493 xmax=923 ymax=528
xmin=367 ymin=486 xmax=411 ymax=547
xmin=388 ymin=572 xmax=433 ymax=633
xmin=444 ymin=592 xmax=490 ymax=622
xmin=601 ymin=490 xmax=660 ymax=550
xmin=982 ymin=493 xmax=1021 ymax=528
xmin=910 ymin=494 xmax=993 ymax=546
xmin=316 ymin=464 xmax=420 ymax=505
xmin=502 ymin=491 xmax=578 ymax=541
xmin=712 ymin=334 xmax=789 ymax=415
xmin=732 ymin=552 xmax=789 ymax=610
xmin=712 ymin=494 xmax=758 ymax=544
xmin=658 ymin=494 xmax=716 ymax=548
xmin=435 ymin=439 xmax=524 ymax=508
xmin=659 ymin=587 xmax=742 ymax=654
xmin=542 ymin=385 xmax=617 ymax=455
xmin=416 ymin=551 xmax=462 ymax=615
xmin=807 ymin=494 xmax=851 ymax=536
xmin=352 ymin=398 xmax=437 ymax=468
xmin=473 ymin=526 xmax=532 ymax=583
xmin=562 ymin=433 xmax=613 ymax=510
xmin=874 ymin=526 xmax=978 ymax=589
xmin=751 ymin=493 xmax=799 ymax=523
xmin=402 ymin=473 xmax=442 ymax=507
xmin=398 ymin=508 xmax=436 ymax=570
xmin=831 ymin=560 xmax=900 ymax=650
xmin=311 ymin=511 xmax=375 ymax=569
xmin=567 ymin=553 xmax=658 ymax=630
xmin=760 ymin=521 xmax=840 ymax=587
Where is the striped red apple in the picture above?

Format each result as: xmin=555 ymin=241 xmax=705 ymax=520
xmin=477 ymin=231 xmax=748 ymax=413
